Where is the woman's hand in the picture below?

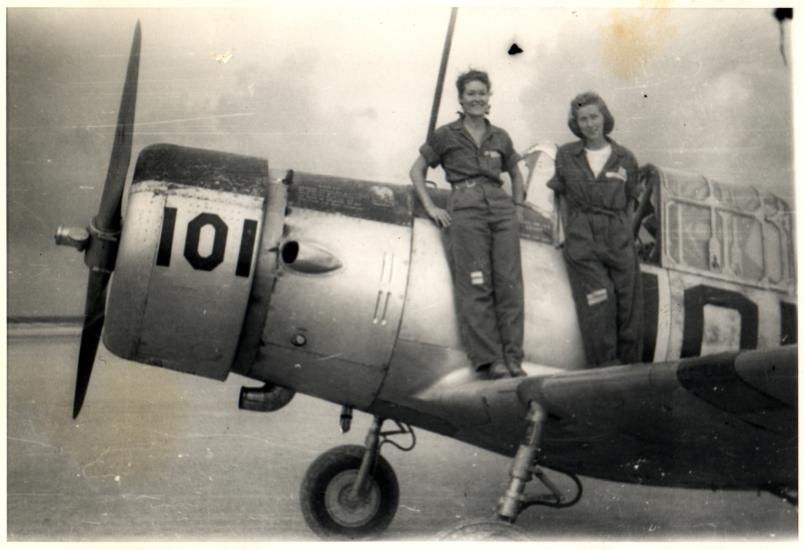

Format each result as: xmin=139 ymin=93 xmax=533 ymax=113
xmin=515 ymin=203 xmax=526 ymax=224
xmin=426 ymin=205 xmax=452 ymax=228
xmin=552 ymin=192 xmax=566 ymax=248
xmin=410 ymin=155 xmax=450 ymax=228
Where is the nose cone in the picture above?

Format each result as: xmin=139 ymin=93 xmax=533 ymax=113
xmin=55 ymin=226 xmax=90 ymax=251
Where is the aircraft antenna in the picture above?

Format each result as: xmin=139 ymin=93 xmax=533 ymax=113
xmin=426 ymin=7 xmax=458 ymax=142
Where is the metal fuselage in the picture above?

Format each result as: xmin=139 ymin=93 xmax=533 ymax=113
xmin=104 ymin=143 xmax=796 ymax=489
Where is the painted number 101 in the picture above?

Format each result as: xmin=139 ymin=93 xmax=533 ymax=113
xmin=156 ymin=207 xmax=258 ymax=277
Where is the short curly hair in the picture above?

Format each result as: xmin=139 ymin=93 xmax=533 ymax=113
xmin=456 ymin=69 xmax=491 ymax=97
xmin=567 ymin=92 xmax=615 ymax=139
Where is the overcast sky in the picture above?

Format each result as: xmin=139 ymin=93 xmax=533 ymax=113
xmin=7 ymin=6 xmax=794 ymax=317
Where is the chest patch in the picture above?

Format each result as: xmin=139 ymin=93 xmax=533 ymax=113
xmin=605 ymin=166 xmax=628 ymax=182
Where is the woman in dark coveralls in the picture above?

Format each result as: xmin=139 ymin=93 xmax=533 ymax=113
xmin=549 ymin=92 xmax=642 ymax=366
xmin=410 ymin=69 xmax=526 ymax=379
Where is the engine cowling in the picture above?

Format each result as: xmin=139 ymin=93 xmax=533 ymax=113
xmin=104 ymin=144 xmax=285 ymax=381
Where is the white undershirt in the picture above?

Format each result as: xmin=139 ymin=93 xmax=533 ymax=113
xmin=585 ymin=144 xmax=612 ymax=179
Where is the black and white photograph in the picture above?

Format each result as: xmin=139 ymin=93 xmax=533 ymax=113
xmin=6 ymin=4 xmax=797 ymax=541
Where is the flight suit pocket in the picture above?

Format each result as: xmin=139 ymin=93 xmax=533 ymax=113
xmin=449 ymin=184 xmax=481 ymax=212
xmin=599 ymin=179 xmax=627 ymax=211
xmin=479 ymin=149 xmax=503 ymax=175
xmin=610 ymin=216 xmax=633 ymax=250
xmin=488 ymin=151 xmax=503 ymax=173
xmin=486 ymin=183 xmax=515 ymax=212
xmin=565 ymin=211 xmax=590 ymax=241
xmin=564 ymin=213 xmax=595 ymax=261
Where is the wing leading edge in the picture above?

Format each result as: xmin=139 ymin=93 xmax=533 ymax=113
xmin=515 ymin=346 xmax=796 ymax=491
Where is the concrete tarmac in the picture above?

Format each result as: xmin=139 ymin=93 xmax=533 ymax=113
xmin=7 ymin=327 xmax=797 ymax=541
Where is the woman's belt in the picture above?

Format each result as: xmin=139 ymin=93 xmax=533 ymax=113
xmin=452 ymin=176 xmax=501 ymax=189
xmin=570 ymin=201 xmax=624 ymax=217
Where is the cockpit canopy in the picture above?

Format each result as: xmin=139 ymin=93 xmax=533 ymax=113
xmin=644 ymin=166 xmax=795 ymax=294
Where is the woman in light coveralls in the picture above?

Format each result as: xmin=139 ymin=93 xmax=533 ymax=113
xmin=410 ymin=69 xmax=526 ymax=380
xmin=549 ymin=92 xmax=643 ymax=366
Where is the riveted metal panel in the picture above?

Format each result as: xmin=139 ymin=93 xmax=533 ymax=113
xmin=104 ymin=187 xmax=166 ymax=358
xmin=231 ymin=176 xmax=288 ymax=376
xmin=288 ymin=172 xmax=413 ymax=226
xmin=260 ymin=206 xmax=411 ymax=406
xmin=396 ymin=219 xmax=461 ymax=350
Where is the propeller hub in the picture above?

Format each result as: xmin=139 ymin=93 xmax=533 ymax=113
xmin=83 ymin=218 xmax=121 ymax=272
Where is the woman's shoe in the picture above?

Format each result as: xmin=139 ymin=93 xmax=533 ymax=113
xmin=475 ymin=363 xmax=492 ymax=380
xmin=506 ymin=362 xmax=526 ymax=377
xmin=489 ymin=361 xmax=512 ymax=379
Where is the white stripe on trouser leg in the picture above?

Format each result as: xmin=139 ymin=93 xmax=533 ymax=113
xmin=470 ymin=271 xmax=484 ymax=286
xmin=586 ymin=288 xmax=607 ymax=306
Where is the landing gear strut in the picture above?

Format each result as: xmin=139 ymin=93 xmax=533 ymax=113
xmin=497 ymin=402 xmax=583 ymax=522
xmin=300 ymin=416 xmax=416 ymax=539
xmin=440 ymin=402 xmax=582 ymax=540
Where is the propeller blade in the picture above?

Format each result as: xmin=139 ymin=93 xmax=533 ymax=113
xmin=96 ymin=20 xmax=141 ymax=233
xmin=73 ymin=269 xmax=110 ymax=418
xmin=72 ymin=22 xmax=141 ymax=418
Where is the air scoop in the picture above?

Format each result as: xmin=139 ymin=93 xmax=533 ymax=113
xmin=280 ymin=240 xmax=343 ymax=274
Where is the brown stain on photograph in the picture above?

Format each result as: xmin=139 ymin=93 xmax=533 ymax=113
xmin=600 ymin=5 xmax=677 ymax=80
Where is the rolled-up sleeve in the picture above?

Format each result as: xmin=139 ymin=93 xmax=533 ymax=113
xmin=419 ymin=143 xmax=441 ymax=168
xmin=501 ymin=132 xmax=521 ymax=172
xmin=419 ymin=128 xmax=446 ymax=168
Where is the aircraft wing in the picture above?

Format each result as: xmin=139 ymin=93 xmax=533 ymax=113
xmin=512 ymin=346 xmax=796 ymax=491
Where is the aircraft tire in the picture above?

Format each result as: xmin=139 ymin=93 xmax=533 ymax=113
xmin=300 ymin=444 xmax=399 ymax=539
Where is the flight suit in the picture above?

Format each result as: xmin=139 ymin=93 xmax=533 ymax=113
xmin=420 ymin=117 xmax=524 ymax=370
xmin=548 ymin=140 xmax=643 ymax=366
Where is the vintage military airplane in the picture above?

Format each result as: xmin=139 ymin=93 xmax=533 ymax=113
xmin=55 ymin=21 xmax=796 ymax=539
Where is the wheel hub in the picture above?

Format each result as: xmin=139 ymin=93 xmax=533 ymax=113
xmin=324 ymin=470 xmax=381 ymax=527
